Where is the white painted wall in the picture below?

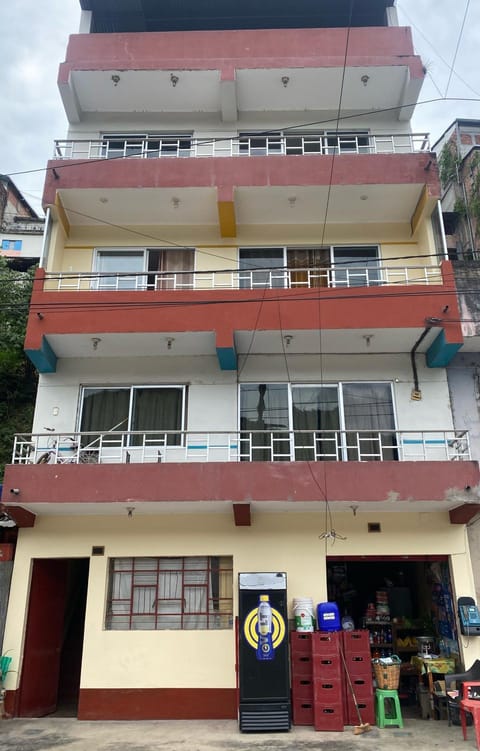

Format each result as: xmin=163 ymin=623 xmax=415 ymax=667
xmin=31 ymin=353 xmax=453 ymax=436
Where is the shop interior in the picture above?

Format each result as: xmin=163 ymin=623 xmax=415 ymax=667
xmin=326 ymin=557 xmax=460 ymax=708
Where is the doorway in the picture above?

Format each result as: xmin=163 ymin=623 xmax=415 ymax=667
xmin=326 ymin=556 xmax=459 ymax=659
xmin=17 ymin=558 xmax=89 ymax=717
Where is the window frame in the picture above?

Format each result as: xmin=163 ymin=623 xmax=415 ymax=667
xmin=78 ymin=384 xmax=187 ymax=447
xmin=92 ymin=247 xmax=196 ymax=290
xmin=239 ymin=381 xmax=397 ymax=461
xmin=106 ymin=555 xmax=234 ymax=631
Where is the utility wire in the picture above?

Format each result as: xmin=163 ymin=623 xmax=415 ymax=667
xmin=399 ymin=4 xmax=480 ymax=99
xmin=445 ymin=0 xmax=472 ymax=98
xmin=4 ymin=96 xmax=480 ymax=183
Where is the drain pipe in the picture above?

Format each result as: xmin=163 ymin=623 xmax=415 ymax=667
xmin=410 ymin=318 xmax=442 ymax=400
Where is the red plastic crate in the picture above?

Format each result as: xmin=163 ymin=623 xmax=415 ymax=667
xmin=313 ymin=702 xmax=344 ymax=731
xmin=342 ymin=651 xmax=371 ymax=676
xmin=313 ymin=679 xmax=343 ymax=703
xmin=291 ymin=676 xmax=313 ymax=700
xmin=348 ymin=676 xmax=374 ymax=698
xmin=342 ymin=630 xmax=370 ymax=654
xmin=312 ymin=654 xmax=342 ymax=681
xmin=292 ymin=701 xmax=314 ymax=726
xmin=291 ymin=654 xmax=313 ymax=677
xmin=312 ymin=631 xmax=341 ymax=655
xmin=290 ymin=631 xmax=313 ymax=655
xmin=344 ymin=697 xmax=375 ymax=726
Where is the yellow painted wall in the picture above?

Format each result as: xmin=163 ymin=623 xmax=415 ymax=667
xmin=3 ymin=510 xmax=479 ymax=692
xmin=48 ymin=216 xmax=438 ymax=278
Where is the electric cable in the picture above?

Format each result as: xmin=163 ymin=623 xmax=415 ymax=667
xmin=4 ymin=95 xmax=480 ymax=184
xmin=399 ymin=4 xmax=480 ymax=99
xmin=444 ymin=0 xmax=472 ymax=98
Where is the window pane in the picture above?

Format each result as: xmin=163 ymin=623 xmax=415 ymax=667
xmin=240 ymin=384 xmax=290 ymax=461
xmin=342 ymin=383 xmax=396 ymax=461
xmin=107 ymin=556 xmax=233 ymax=631
xmin=96 ymin=251 xmax=145 ymax=290
xmin=131 ymin=387 xmax=183 ymax=445
xmin=80 ymin=388 xmax=130 ymax=451
xmin=332 ymin=246 xmax=379 ymax=287
xmin=292 ymin=386 xmax=340 ymax=461
xmin=239 ymin=248 xmax=285 ymax=288
xmin=148 ymin=248 xmax=194 ymax=289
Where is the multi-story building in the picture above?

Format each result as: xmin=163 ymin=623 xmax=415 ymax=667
xmin=0 ymin=175 xmax=44 ymax=269
xmin=2 ymin=0 xmax=480 ymax=723
xmin=434 ymin=119 xmax=480 ymax=261
xmin=434 ymin=120 xmax=480 ymax=602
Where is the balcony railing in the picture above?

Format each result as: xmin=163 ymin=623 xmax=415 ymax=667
xmin=44 ymin=264 xmax=443 ymax=292
xmin=12 ymin=429 xmax=470 ymax=465
xmin=53 ymin=133 xmax=431 ymax=160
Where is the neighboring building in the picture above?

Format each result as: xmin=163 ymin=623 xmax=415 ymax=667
xmin=434 ymin=121 xmax=480 ymax=602
xmin=0 ymin=175 xmax=44 ymax=269
xmin=2 ymin=0 xmax=480 ymax=723
xmin=434 ymin=119 xmax=480 ymax=261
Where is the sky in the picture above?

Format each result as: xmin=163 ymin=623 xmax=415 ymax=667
xmin=0 ymin=0 xmax=479 ymax=216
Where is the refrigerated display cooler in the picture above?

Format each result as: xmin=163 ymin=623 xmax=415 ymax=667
xmin=238 ymin=572 xmax=291 ymax=732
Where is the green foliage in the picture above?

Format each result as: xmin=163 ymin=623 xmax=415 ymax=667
xmin=438 ymin=142 xmax=460 ymax=186
xmin=468 ymin=152 xmax=480 ymax=237
xmin=0 ymin=259 xmax=38 ymax=480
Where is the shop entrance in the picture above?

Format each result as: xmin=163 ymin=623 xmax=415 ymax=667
xmin=326 ymin=556 xmax=459 ymax=661
xmin=17 ymin=558 xmax=89 ymax=717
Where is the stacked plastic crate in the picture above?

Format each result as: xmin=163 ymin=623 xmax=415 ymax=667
xmin=341 ymin=630 xmax=375 ymax=726
xmin=290 ymin=632 xmax=314 ymax=725
xmin=312 ymin=631 xmax=344 ymax=731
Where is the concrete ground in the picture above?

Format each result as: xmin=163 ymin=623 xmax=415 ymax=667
xmin=0 ymin=712 xmax=476 ymax=751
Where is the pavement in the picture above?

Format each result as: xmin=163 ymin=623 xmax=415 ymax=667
xmin=0 ymin=711 xmax=477 ymax=751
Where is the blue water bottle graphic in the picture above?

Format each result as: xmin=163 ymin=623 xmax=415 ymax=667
xmin=256 ymin=594 xmax=274 ymax=661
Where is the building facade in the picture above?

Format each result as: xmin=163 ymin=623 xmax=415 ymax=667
xmin=434 ymin=119 xmax=480 ymax=261
xmin=434 ymin=120 xmax=480 ymax=604
xmin=2 ymin=0 xmax=480 ymax=722
xmin=0 ymin=175 xmax=44 ymax=269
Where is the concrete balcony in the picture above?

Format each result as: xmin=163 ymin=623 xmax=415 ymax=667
xmin=58 ymin=27 xmax=424 ymax=124
xmin=24 ymin=261 xmax=463 ymax=373
xmin=3 ymin=429 xmax=479 ymax=527
xmin=43 ymin=150 xmax=439 ymax=238
xmin=11 ymin=428 xmax=472 ymax=465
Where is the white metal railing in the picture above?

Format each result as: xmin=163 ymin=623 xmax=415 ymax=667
xmin=44 ymin=264 xmax=443 ymax=292
xmin=53 ymin=132 xmax=431 ymax=160
xmin=12 ymin=429 xmax=470 ymax=465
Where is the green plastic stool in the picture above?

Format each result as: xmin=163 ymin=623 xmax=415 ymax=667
xmin=375 ymin=688 xmax=404 ymax=728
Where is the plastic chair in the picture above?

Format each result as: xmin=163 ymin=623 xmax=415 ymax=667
xmin=375 ymin=688 xmax=404 ymax=728
xmin=446 ymin=660 xmax=480 ymax=726
xmin=460 ymin=681 xmax=480 ymax=749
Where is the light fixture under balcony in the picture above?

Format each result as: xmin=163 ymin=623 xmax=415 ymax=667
xmin=111 ymin=74 xmax=121 ymax=86
xmin=171 ymin=197 xmax=180 ymax=209
xmin=170 ymin=73 xmax=179 ymax=87
xmin=91 ymin=337 xmax=101 ymax=351
xmin=288 ymin=196 xmax=297 ymax=208
xmin=361 ymin=74 xmax=370 ymax=87
xmin=281 ymin=76 xmax=290 ymax=88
